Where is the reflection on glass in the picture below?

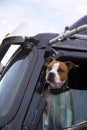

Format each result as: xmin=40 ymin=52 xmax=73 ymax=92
xmin=42 ymin=90 xmax=87 ymax=130
xmin=0 ymin=58 xmax=28 ymax=117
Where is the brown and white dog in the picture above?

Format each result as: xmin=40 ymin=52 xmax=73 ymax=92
xmin=45 ymin=57 xmax=78 ymax=89
xmin=43 ymin=57 xmax=78 ymax=129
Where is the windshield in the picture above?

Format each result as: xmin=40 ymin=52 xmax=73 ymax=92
xmin=0 ymin=50 xmax=32 ymax=117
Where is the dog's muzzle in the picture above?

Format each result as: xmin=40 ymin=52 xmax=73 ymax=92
xmin=46 ymin=72 xmax=55 ymax=83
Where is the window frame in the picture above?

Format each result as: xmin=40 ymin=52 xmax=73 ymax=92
xmin=0 ymin=46 xmax=38 ymax=128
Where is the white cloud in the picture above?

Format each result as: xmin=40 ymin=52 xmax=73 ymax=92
xmin=0 ymin=0 xmax=87 ymax=38
xmin=76 ymin=5 xmax=87 ymax=15
xmin=1 ymin=20 xmax=8 ymax=25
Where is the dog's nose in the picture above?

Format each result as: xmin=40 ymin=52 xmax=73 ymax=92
xmin=47 ymin=72 xmax=55 ymax=82
xmin=49 ymin=72 xmax=55 ymax=77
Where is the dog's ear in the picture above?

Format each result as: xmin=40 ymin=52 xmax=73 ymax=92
xmin=65 ymin=61 xmax=79 ymax=72
xmin=46 ymin=56 xmax=55 ymax=65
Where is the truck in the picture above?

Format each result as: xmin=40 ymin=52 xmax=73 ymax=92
xmin=0 ymin=15 xmax=87 ymax=130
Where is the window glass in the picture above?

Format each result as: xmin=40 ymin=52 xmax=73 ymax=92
xmin=38 ymin=89 xmax=87 ymax=130
xmin=0 ymin=53 xmax=31 ymax=117
xmin=72 ymin=89 xmax=87 ymax=123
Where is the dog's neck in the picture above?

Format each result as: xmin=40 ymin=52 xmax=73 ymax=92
xmin=48 ymin=80 xmax=70 ymax=95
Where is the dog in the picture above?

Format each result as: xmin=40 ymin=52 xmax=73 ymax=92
xmin=43 ymin=57 xmax=78 ymax=129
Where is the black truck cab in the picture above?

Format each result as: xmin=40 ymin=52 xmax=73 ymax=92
xmin=0 ymin=15 xmax=87 ymax=130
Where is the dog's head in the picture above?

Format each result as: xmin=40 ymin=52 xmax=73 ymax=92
xmin=46 ymin=57 xmax=78 ymax=88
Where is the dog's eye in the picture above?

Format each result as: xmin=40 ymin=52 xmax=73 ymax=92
xmin=58 ymin=68 xmax=64 ymax=73
xmin=47 ymin=66 xmax=52 ymax=71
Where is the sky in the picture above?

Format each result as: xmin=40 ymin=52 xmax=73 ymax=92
xmin=0 ymin=0 xmax=87 ymax=65
xmin=0 ymin=0 xmax=87 ymax=40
